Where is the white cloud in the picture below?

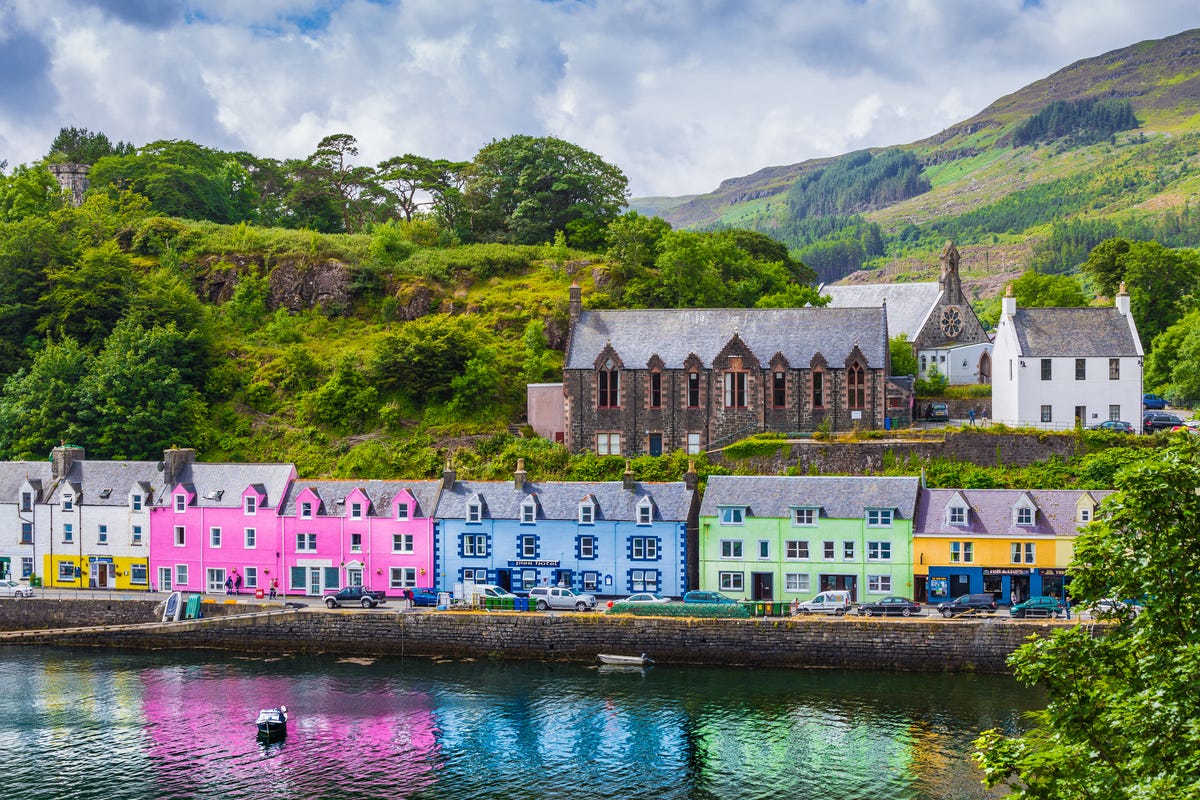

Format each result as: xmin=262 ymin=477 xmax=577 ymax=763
xmin=1 ymin=0 xmax=1197 ymax=196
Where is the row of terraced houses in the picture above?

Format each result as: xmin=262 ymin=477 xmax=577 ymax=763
xmin=0 ymin=445 xmax=1107 ymax=605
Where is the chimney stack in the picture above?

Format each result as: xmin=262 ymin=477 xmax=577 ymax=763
xmin=1115 ymin=281 xmax=1131 ymax=316
xmin=684 ymin=459 xmax=698 ymax=491
xmin=622 ymin=460 xmax=635 ymax=491
xmin=51 ymin=445 xmax=85 ymax=480
xmin=514 ymin=458 xmax=527 ymax=490
xmin=568 ymin=282 xmax=582 ymax=321
xmin=1001 ymin=284 xmax=1017 ymax=318
xmin=162 ymin=447 xmax=195 ymax=487
xmin=442 ymin=462 xmax=456 ymax=491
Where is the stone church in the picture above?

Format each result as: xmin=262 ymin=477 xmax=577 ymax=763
xmin=821 ymin=242 xmax=992 ymax=384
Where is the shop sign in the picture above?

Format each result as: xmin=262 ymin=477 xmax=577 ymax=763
xmin=928 ymin=576 xmax=949 ymax=598
xmin=983 ymin=567 xmax=1030 ymax=576
xmin=1039 ymin=568 xmax=1069 ymax=577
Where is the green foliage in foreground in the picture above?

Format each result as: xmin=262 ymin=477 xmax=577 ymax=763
xmin=974 ymin=443 xmax=1200 ymax=800
xmin=606 ymin=602 xmax=750 ymax=619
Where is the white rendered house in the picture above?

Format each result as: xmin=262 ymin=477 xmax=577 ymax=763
xmin=991 ymin=284 xmax=1144 ymax=431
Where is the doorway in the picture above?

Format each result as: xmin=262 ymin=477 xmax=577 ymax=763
xmin=648 ymin=433 xmax=663 ymax=456
xmin=1075 ymin=406 xmax=1087 ymax=427
xmin=496 ymin=569 xmax=512 ymax=592
xmin=158 ymin=567 xmax=172 ymax=593
xmin=819 ymin=574 xmax=858 ymax=601
xmin=346 ymin=568 xmax=363 ymax=587
xmin=751 ymin=572 xmax=774 ymax=601
xmin=553 ymin=569 xmax=573 ymax=588
xmin=308 ymin=567 xmax=322 ymax=596
xmin=978 ymin=352 xmax=991 ymax=384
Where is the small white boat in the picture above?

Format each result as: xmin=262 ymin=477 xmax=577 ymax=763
xmin=597 ymin=653 xmax=654 ymax=666
xmin=255 ymin=705 xmax=288 ymax=740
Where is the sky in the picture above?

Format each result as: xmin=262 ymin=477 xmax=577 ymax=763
xmin=0 ymin=0 xmax=1197 ymax=198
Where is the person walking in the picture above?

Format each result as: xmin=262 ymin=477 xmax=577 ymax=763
xmin=268 ymin=578 xmax=278 ymax=600
xmin=225 ymin=576 xmax=233 ymax=595
xmin=234 ymin=572 xmax=243 ymax=595
xmin=968 ymin=408 xmax=977 ymax=426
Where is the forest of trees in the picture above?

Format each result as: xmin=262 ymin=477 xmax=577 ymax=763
xmin=1011 ymin=97 xmax=1139 ymax=147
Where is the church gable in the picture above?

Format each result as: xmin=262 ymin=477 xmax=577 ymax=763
xmin=912 ymin=241 xmax=989 ymax=349
xmin=713 ymin=333 xmax=761 ymax=370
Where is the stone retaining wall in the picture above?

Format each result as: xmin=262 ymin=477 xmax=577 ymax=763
xmin=0 ymin=597 xmax=262 ymax=631
xmin=0 ymin=603 xmax=1081 ymax=674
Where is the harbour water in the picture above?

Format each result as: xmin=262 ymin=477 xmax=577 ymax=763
xmin=0 ymin=647 xmax=1038 ymax=799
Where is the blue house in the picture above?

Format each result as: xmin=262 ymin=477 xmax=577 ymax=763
xmin=433 ymin=461 xmax=697 ymax=598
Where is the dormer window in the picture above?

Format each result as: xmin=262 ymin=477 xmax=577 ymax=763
xmin=792 ymin=508 xmax=817 ymax=526
xmin=636 ymin=498 xmax=654 ymax=526
xmin=350 ymin=502 xmax=363 ymax=519
xmin=521 ymin=500 xmax=537 ymax=524
xmin=1013 ymin=498 xmax=1037 ymax=527
xmin=300 ymin=501 xmax=313 ymax=519
xmin=1016 ymin=507 xmax=1034 ymax=525
xmin=396 ymin=503 xmax=410 ymax=521
xmin=467 ymin=502 xmax=482 ymax=523
xmin=1078 ymin=506 xmax=1092 ymax=523
xmin=62 ymin=494 xmax=74 ymax=512
xmin=131 ymin=494 xmax=142 ymax=511
xmin=579 ymin=501 xmax=595 ymax=525
xmin=720 ymin=507 xmax=745 ymax=526
xmin=948 ymin=506 xmax=968 ymax=525
xmin=244 ymin=495 xmax=257 ymax=514
xmin=867 ymin=509 xmax=893 ymax=527
xmin=175 ymin=494 xmax=186 ymax=512
xmin=21 ymin=492 xmax=32 ymax=512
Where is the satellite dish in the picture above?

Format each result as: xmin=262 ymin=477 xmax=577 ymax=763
xmin=157 ymin=462 xmax=165 ymax=472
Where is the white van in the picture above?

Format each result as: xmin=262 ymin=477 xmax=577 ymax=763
xmin=794 ymin=590 xmax=852 ymax=616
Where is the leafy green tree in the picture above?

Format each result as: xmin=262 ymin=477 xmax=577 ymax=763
xmin=0 ymin=337 xmax=89 ymax=458
xmin=722 ymin=228 xmax=817 ymax=284
xmin=604 ymin=211 xmax=671 ymax=293
xmin=1009 ymin=270 xmax=1090 ymax=307
xmin=753 ymin=284 xmax=830 ymax=309
xmin=463 ymin=135 xmax=629 ymax=245
xmin=1145 ymin=309 xmax=1200 ymax=405
xmin=625 ymin=230 xmax=728 ymax=307
xmin=0 ymin=215 xmax=69 ymax=370
xmin=38 ymin=241 xmax=137 ymax=346
xmin=889 ymin=334 xmax=918 ymax=376
xmin=221 ymin=271 xmax=271 ymax=333
xmin=1082 ymin=239 xmax=1200 ymax=344
xmin=46 ymin=126 xmax=134 ymax=164
xmin=289 ymin=134 xmax=379 ymax=233
xmin=300 ymin=356 xmax=379 ymax=431
xmin=521 ymin=319 xmax=558 ymax=383
xmin=0 ymin=164 xmax=65 ymax=222
xmin=376 ymin=153 xmax=440 ymax=222
xmin=975 ymin=444 xmax=1200 ymax=800
xmin=367 ymin=316 xmax=480 ymax=400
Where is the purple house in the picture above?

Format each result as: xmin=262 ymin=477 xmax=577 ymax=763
xmin=278 ymin=480 xmax=439 ymax=598
xmin=148 ymin=449 xmax=296 ymax=595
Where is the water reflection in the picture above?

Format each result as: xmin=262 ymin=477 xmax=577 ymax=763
xmin=0 ymin=648 xmax=1037 ymax=800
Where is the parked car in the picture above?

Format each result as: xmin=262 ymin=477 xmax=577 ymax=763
xmin=1090 ymin=420 xmax=1134 ymax=434
xmin=794 ymin=590 xmax=853 ymax=616
xmin=0 ymin=579 xmax=34 ymax=599
xmin=681 ymin=590 xmax=739 ymax=605
xmin=856 ymin=596 xmax=922 ymax=617
xmin=1089 ymin=597 xmax=1143 ymax=618
xmin=1009 ymin=595 xmax=1065 ymax=618
xmin=528 ymin=586 xmax=597 ymax=611
xmin=324 ymin=586 xmax=387 ymax=609
xmin=925 ymin=402 xmax=950 ymax=422
xmin=409 ymin=587 xmax=440 ymax=607
xmin=1143 ymin=411 xmax=1184 ymax=433
xmin=466 ymin=584 xmax=519 ymax=602
xmin=622 ymin=593 xmax=672 ymax=604
xmin=1143 ymin=393 xmax=1167 ymax=410
xmin=937 ymin=593 xmax=998 ymax=618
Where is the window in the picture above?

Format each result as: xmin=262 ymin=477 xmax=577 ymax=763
xmin=467 ymin=502 xmax=482 ymax=523
xmin=650 ymin=371 xmax=662 ymax=408
xmin=518 ymin=569 xmax=536 ymax=589
xmin=462 ymin=534 xmax=487 ymax=557
xmin=758 ymin=540 xmax=770 ymax=559
xmin=174 ymin=526 xmax=185 ymax=546
xmin=687 ymin=432 xmax=701 ymax=455
xmin=598 ymin=363 xmax=620 ymax=408
xmin=687 ymin=371 xmax=700 ymax=407
xmin=596 ymin=432 xmax=621 ymax=455
xmin=719 ymin=571 xmax=744 ymax=591
xmin=175 ymin=494 xmax=186 ymax=512
xmin=720 ymin=540 xmax=743 ymax=559
xmin=792 ymin=508 xmax=816 ymax=526
xmin=823 ymin=541 xmax=835 ymax=559
xmin=949 ymin=506 xmax=967 ymax=525
xmin=867 ymin=541 xmax=891 ymax=560
xmin=1079 ymin=506 xmax=1093 ymax=523
xmin=812 ymin=371 xmax=825 ymax=408
xmin=631 ymin=569 xmax=659 ymax=592
xmin=842 ymin=540 xmax=855 ymax=560
xmin=131 ymin=564 xmax=148 ymax=585
xmin=785 ymin=573 xmax=810 ymax=592
xmin=579 ymin=503 xmax=595 ymax=525
xmin=1109 ymin=358 xmax=1120 ymax=380
xmin=350 ymin=532 xmax=362 ymax=552
xmin=206 ymin=568 xmax=226 ymax=593
xmin=520 ymin=534 xmax=537 ymax=558
xmin=579 ymin=536 xmax=596 ymax=559
xmin=396 ymin=503 xmax=410 ymax=521
xmin=244 ymin=528 xmax=256 ymax=548
xmin=867 ymin=509 xmax=893 ymax=527
xmin=21 ymin=492 xmax=32 ymax=512
xmin=62 ymin=494 xmax=73 ymax=512
xmin=175 ymin=565 xmax=188 ymax=586
xmin=300 ymin=501 xmax=313 ymax=518
xmin=97 ymin=525 xmax=108 ymax=545
xmin=350 ymin=502 xmax=363 ymax=519
xmin=1040 ymin=405 xmax=1052 ymax=423
xmin=21 ymin=557 xmax=33 ymax=578
xmin=950 ymin=541 xmax=973 ymax=563
xmin=244 ymin=495 xmax=257 ymax=514
xmin=521 ymin=501 xmax=537 ymax=524
xmin=582 ymin=572 xmax=600 ymax=592
xmin=719 ymin=507 xmax=745 ymax=526
xmin=847 ymin=363 xmax=865 ymax=409
xmin=59 ymin=561 xmax=76 ymax=580
xmin=637 ymin=503 xmax=652 ymax=525
xmin=785 ymin=540 xmax=810 ymax=559
xmin=210 ymin=527 xmax=222 ymax=547
xmin=1109 ymin=404 xmax=1121 ymax=421
xmin=393 ymin=533 xmax=414 ymax=553
xmin=772 ymin=371 xmax=786 ymax=407
xmin=1016 ymin=507 xmax=1034 ymax=526
xmin=464 ymin=568 xmax=488 ymax=583
xmin=868 ymin=575 xmax=892 ymax=593
xmin=296 ymin=533 xmax=317 ymax=551
xmin=631 ymin=537 xmax=658 ymax=560
xmin=131 ymin=494 xmax=142 ymax=511
xmin=1012 ymin=542 xmax=1035 ymax=563
xmin=20 ymin=523 xmax=32 ymax=544
xmin=64 ymin=523 xmax=73 ymax=543
xmin=1075 ymin=358 xmax=1086 ymax=380
xmin=724 ymin=371 xmax=747 ymax=408
xmin=1040 ymin=359 xmax=1052 ymax=380
xmin=390 ymin=567 xmax=417 ymax=589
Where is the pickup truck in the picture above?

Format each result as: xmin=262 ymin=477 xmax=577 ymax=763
xmin=324 ymin=586 xmax=387 ymax=609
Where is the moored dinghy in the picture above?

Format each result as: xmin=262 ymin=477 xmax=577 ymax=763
xmin=255 ymin=705 xmax=288 ymax=740
xmin=597 ymin=653 xmax=654 ymax=666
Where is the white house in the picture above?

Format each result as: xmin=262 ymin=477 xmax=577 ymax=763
xmin=991 ymin=284 xmax=1144 ymax=431
xmin=0 ymin=460 xmax=53 ymax=582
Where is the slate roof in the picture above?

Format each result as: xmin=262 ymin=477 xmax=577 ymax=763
xmin=437 ymin=480 xmax=694 ymax=523
xmin=170 ymin=463 xmax=296 ymax=510
xmin=1010 ymin=308 xmax=1141 ymax=357
xmin=914 ymin=488 xmax=1114 ymax=537
xmin=820 ymin=283 xmax=943 ymax=340
xmin=698 ymin=475 xmax=920 ymax=520
xmin=565 ymin=307 xmax=888 ymax=369
xmin=57 ymin=460 xmax=166 ymax=506
xmin=0 ymin=462 xmax=53 ymax=503
xmin=280 ymin=480 xmax=441 ymax=518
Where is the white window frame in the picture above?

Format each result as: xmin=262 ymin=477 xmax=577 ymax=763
xmin=463 ymin=534 xmax=487 ymax=557
xmin=392 ymin=533 xmax=414 ymax=553
xmin=350 ymin=502 xmax=363 ymax=520
xmin=720 ymin=540 xmax=743 ymax=559
xmin=867 ymin=541 xmax=891 ymax=561
xmin=296 ymin=532 xmax=317 ymax=552
xmin=785 ymin=540 xmax=810 ymax=560
xmin=719 ymin=571 xmax=744 ymax=591
xmin=758 ymin=540 xmax=770 ymax=559
xmin=396 ymin=503 xmax=410 ymax=521
xmin=719 ymin=506 xmax=745 ymax=526
xmin=244 ymin=527 xmax=256 ymax=548
xmin=63 ymin=523 xmax=74 ymax=543
xmin=131 ymin=525 xmax=143 ymax=545
xmin=174 ymin=494 xmax=186 ymax=512
xmin=175 ymin=564 xmax=188 ymax=586
xmin=521 ymin=502 xmax=536 ymax=524
xmin=350 ymin=532 xmax=363 ymax=552
xmin=390 ymin=567 xmax=417 ymax=589
xmin=467 ymin=502 xmax=482 ymax=523
xmin=579 ymin=503 xmax=595 ymax=525
xmin=867 ymin=575 xmax=892 ymax=593
xmin=948 ymin=506 xmax=967 ymax=525
xmin=637 ymin=501 xmax=653 ymax=525
xmin=686 ymin=432 xmax=701 ymax=455
xmin=244 ymin=495 xmax=257 ymax=514
xmin=791 ymin=508 xmax=816 ymax=526
xmin=842 ymin=540 xmax=855 ymax=560
xmin=209 ymin=527 xmax=222 ymax=548
xmin=784 ymin=573 xmax=810 ymax=592
xmin=579 ymin=536 xmax=596 ymax=559
xmin=174 ymin=526 xmax=186 ymax=546
xmin=867 ymin=509 xmax=893 ymax=527
xmin=97 ymin=524 xmax=108 ymax=544
xmin=596 ymin=432 xmax=621 ymax=456
xmin=520 ymin=534 xmax=537 ymax=558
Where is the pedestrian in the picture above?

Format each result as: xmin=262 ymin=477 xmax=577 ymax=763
xmin=269 ymin=578 xmax=278 ymax=600
xmin=225 ymin=576 xmax=233 ymax=595
xmin=968 ymin=408 xmax=976 ymax=426
xmin=1010 ymin=589 xmax=1017 ymax=606
xmin=234 ymin=572 xmax=243 ymax=595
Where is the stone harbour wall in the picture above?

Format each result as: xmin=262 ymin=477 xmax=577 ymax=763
xmin=0 ymin=603 xmax=1083 ymax=674
xmin=0 ymin=597 xmax=260 ymax=632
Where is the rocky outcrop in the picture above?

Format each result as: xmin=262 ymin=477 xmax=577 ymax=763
xmin=269 ymin=260 xmax=353 ymax=313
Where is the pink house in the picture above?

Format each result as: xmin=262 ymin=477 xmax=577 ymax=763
xmin=278 ymin=480 xmax=440 ymax=598
xmin=148 ymin=449 xmax=297 ymax=596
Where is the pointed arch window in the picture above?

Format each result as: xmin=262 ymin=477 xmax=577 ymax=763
xmin=687 ymin=371 xmax=700 ymax=407
xmin=598 ymin=359 xmax=620 ymax=408
xmin=848 ymin=363 xmax=865 ymax=410
xmin=649 ymin=371 xmax=662 ymax=409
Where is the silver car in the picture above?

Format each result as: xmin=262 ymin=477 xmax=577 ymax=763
xmin=0 ymin=579 xmax=34 ymax=598
xmin=528 ymin=586 xmax=597 ymax=611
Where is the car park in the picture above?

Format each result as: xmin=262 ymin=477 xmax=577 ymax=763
xmin=1090 ymin=420 xmax=1134 ymax=434
xmin=794 ymin=590 xmax=853 ymax=616
xmin=856 ymin=596 xmax=922 ymax=617
xmin=1009 ymin=595 xmax=1065 ymax=618
xmin=324 ymin=586 xmax=387 ymax=608
xmin=682 ymin=590 xmax=739 ymax=605
xmin=528 ymin=586 xmax=597 ymax=611
xmin=937 ymin=593 xmax=998 ymax=618
xmin=622 ymin=593 xmax=672 ymax=604
xmin=1143 ymin=411 xmax=1184 ymax=433
xmin=1143 ymin=393 xmax=1167 ymax=410
xmin=0 ymin=579 xmax=34 ymax=599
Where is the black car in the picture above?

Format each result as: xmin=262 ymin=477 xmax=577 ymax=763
xmin=324 ymin=586 xmax=387 ymax=608
xmin=856 ymin=596 xmax=923 ymax=617
xmin=925 ymin=402 xmax=950 ymax=422
xmin=937 ymin=593 xmax=999 ymax=618
xmin=1143 ymin=411 xmax=1184 ymax=433
xmin=1090 ymin=420 xmax=1134 ymax=434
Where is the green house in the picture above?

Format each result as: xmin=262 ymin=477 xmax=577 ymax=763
xmin=697 ymin=476 xmax=920 ymax=603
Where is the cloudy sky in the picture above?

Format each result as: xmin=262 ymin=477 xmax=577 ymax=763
xmin=0 ymin=0 xmax=1197 ymax=198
